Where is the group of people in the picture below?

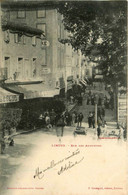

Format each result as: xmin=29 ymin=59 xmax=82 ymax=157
xmin=86 ymin=91 xmax=112 ymax=110
xmin=38 ymin=109 xmax=84 ymax=138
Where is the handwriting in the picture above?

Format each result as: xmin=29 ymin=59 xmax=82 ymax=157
xmin=34 ymin=149 xmax=83 ymax=179
xmin=33 ymin=167 xmax=44 ymax=179
xmin=58 ymin=157 xmax=84 ymax=175
xmin=65 ymin=148 xmax=80 ymax=160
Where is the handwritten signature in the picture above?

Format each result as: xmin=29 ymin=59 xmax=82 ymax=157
xmin=58 ymin=157 xmax=84 ymax=175
xmin=33 ymin=149 xmax=84 ymax=179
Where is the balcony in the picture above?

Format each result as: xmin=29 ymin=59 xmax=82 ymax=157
xmin=4 ymin=72 xmax=44 ymax=85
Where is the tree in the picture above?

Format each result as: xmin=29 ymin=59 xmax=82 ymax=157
xmin=0 ymin=108 xmax=22 ymax=136
xmin=57 ymin=1 xmax=127 ymax=88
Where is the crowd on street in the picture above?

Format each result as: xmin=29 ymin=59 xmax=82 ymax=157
xmin=0 ymin=87 xmax=125 ymax=154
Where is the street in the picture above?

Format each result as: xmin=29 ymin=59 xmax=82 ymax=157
xmin=0 ymin=95 xmax=127 ymax=195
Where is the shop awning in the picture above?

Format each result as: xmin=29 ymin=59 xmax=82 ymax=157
xmin=78 ymin=83 xmax=83 ymax=87
xmin=67 ymin=76 xmax=73 ymax=81
xmin=84 ymin=77 xmax=89 ymax=83
xmin=2 ymin=20 xmax=45 ymax=37
xmin=80 ymin=79 xmax=87 ymax=86
xmin=5 ymin=83 xmax=60 ymax=99
xmin=0 ymin=87 xmax=19 ymax=104
xmin=94 ymin=75 xmax=103 ymax=79
xmin=67 ymin=82 xmax=72 ymax=90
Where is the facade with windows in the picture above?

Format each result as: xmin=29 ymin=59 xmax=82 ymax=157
xmin=0 ymin=2 xmax=82 ymax=101
xmin=1 ymin=6 xmax=48 ymax=83
xmin=1 ymin=1 xmax=81 ymax=96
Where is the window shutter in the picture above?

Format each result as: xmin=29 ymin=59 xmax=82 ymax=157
xmin=32 ymin=36 xmax=36 ymax=46
xmin=23 ymin=35 xmax=26 ymax=44
xmin=14 ymin=34 xmax=18 ymax=43
xmin=4 ymin=30 xmax=10 ymax=43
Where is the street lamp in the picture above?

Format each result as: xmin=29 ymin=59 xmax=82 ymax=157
xmin=94 ymin=94 xmax=99 ymax=133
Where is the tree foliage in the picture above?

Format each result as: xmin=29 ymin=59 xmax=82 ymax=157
xmin=0 ymin=108 xmax=22 ymax=136
xmin=57 ymin=1 xmax=127 ymax=88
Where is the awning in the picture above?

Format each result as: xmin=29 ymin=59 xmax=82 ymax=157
xmin=80 ymin=79 xmax=87 ymax=86
xmin=5 ymin=83 xmax=60 ymax=99
xmin=84 ymin=77 xmax=89 ymax=83
xmin=2 ymin=20 xmax=45 ymax=37
xmin=67 ymin=82 xmax=72 ymax=90
xmin=94 ymin=75 xmax=103 ymax=79
xmin=78 ymin=83 xmax=83 ymax=87
xmin=67 ymin=75 xmax=73 ymax=81
xmin=0 ymin=87 xmax=19 ymax=104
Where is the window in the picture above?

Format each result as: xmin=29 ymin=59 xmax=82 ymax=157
xmin=41 ymin=49 xmax=46 ymax=66
xmin=17 ymin=58 xmax=23 ymax=80
xmin=32 ymin=58 xmax=37 ymax=78
xmin=37 ymin=9 xmax=46 ymax=18
xmin=14 ymin=34 xmax=25 ymax=44
xmin=17 ymin=11 xmax=26 ymax=18
xmin=37 ymin=23 xmax=46 ymax=35
xmin=32 ymin=36 xmax=36 ymax=46
xmin=18 ymin=34 xmax=22 ymax=43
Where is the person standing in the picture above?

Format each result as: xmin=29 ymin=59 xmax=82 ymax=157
xmin=91 ymin=95 xmax=94 ymax=105
xmin=55 ymin=113 xmax=65 ymax=138
xmin=97 ymin=125 xmax=101 ymax=139
xmin=92 ymin=112 xmax=95 ymax=128
xmin=64 ymin=109 xmax=69 ymax=126
xmin=50 ymin=109 xmax=56 ymax=127
xmin=77 ymin=112 xmax=84 ymax=127
xmin=88 ymin=112 xmax=93 ymax=128
xmin=101 ymin=106 xmax=105 ymax=126
xmin=45 ymin=114 xmax=52 ymax=129
xmin=104 ymin=121 xmax=108 ymax=136
xmin=72 ymin=111 xmax=76 ymax=126
xmin=87 ymin=95 xmax=91 ymax=105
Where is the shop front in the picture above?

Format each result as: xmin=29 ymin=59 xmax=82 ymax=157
xmin=0 ymin=87 xmax=21 ymax=138
xmin=0 ymin=87 xmax=19 ymax=105
xmin=3 ymin=82 xmax=65 ymax=130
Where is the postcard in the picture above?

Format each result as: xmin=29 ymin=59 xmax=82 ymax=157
xmin=0 ymin=1 xmax=127 ymax=195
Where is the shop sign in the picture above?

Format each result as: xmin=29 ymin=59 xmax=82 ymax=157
xmin=42 ymin=40 xmax=50 ymax=47
xmin=24 ymin=90 xmax=60 ymax=99
xmin=41 ymin=68 xmax=51 ymax=74
xmin=0 ymin=95 xmax=19 ymax=104
xmin=117 ymin=93 xmax=127 ymax=126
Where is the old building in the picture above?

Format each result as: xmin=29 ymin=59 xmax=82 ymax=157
xmin=0 ymin=1 xmax=83 ymax=129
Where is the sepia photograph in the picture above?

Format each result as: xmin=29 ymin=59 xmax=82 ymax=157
xmin=0 ymin=0 xmax=127 ymax=195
